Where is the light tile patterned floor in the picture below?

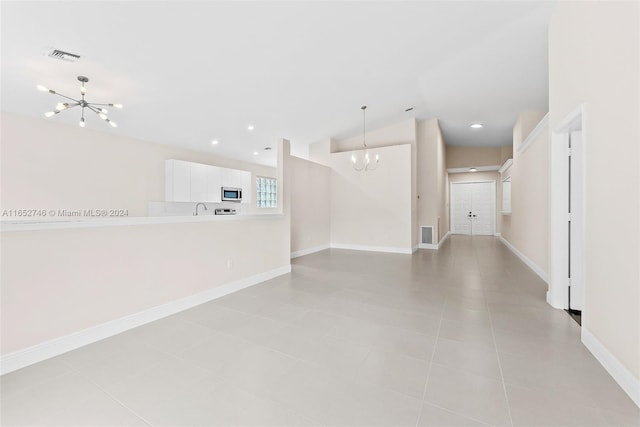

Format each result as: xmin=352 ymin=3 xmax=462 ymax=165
xmin=2 ymin=236 xmax=639 ymax=426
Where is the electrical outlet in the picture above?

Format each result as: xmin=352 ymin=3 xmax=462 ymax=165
xmin=227 ymin=260 xmax=233 ymax=269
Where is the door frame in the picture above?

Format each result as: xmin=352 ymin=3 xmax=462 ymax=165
xmin=450 ymin=180 xmax=497 ymax=236
xmin=548 ymin=104 xmax=586 ymax=311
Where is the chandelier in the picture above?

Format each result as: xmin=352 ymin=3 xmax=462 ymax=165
xmin=37 ymin=76 xmax=123 ymax=128
xmin=350 ymin=105 xmax=379 ymax=171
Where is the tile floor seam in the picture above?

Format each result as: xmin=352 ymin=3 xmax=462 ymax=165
xmin=414 ymin=288 xmax=445 ymax=427
xmin=66 ymin=369 xmax=155 ymax=427
xmin=479 ymin=243 xmax=515 ymax=427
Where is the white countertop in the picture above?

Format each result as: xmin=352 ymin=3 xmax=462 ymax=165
xmin=0 ymin=213 xmax=284 ymax=232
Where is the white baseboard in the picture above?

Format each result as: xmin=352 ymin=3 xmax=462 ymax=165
xmin=418 ymin=243 xmax=438 ymax=250
xmin=291 ymin=244 xmax=330 ymax=259
xmin=418 ymin=232 xmax=450 ymax=250
xmin=494 ymin=233 xmax=501 ymax=237
xmin=582 ymin=327 xmax=640 ymax=408
xmin=330 ymin=243 xmax=413 ymax=255
xmin=0 ymin=264 xmax=292 ymax=375
xmin=499 ymin=236 xmax=548 ymax=283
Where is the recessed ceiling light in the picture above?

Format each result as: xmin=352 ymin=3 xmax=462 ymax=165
xmin=469 ymin=168 xmax=478 ymax=172
xmin=470 ymin=123 xmax=483 ymax=129
xmin=253 ymin=151 xmax=259 ymax=155
xmin=247 ymin=125 xmax=255 ymax=131
xmin=211 ymin=140 xmax=219 ymax=145
xmin=264 ymin=147 xmax=272 ymax=151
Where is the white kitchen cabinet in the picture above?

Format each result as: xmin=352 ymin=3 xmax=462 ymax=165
xmin=165 ymin=159 xmax=251 ymax=203
xmin=165 ymin=160 xmax=191 ymax=202
xmin=190 ymin=162 xmax=208 ymax=202
xmin=206 ymin=166 xmax=222 ymax=202
xmin=221 ymin=168 xmax=240 ymax=188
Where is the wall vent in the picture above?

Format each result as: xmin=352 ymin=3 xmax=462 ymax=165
xmin=421 ymin=226 xmax=434 ymax=245
xmin=47 ymin=49 xmax=81 ymax=62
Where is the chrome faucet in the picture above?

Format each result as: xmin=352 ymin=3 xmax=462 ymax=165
xmin=194 ymin=203 xmax=208 ymax=216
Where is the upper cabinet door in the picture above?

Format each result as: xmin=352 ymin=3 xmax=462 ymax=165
xmin=221 ymin=168 xmax=242 ymax=188
xmin=206 ymin=166 xmax=222 ymax=202
xmin=166 ymin=160 xmax=191 ymax=202
xmin=190 ymin=162 xmax=208 ymax=202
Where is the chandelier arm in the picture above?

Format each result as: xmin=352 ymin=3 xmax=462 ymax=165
xmin=53 ymin=92 xmax=81 ymax=103
xmin=62 ymin=103 xmax=81 ymax=110
xmin=87 ymin=102 xmax=113 ymax=106
xmin=86 ymin=105 xmax=103 ymax=114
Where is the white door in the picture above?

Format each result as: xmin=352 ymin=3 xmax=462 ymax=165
xmin=451 ymin=183 xmax=473 ymax=235
xmin=569 ymin=130 xmax=584 ymax=311
xmin=451 ymin=182 xmax=495 ymax=235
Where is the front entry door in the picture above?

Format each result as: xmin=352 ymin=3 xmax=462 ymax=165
xmin=451 ymin=181 xmax=495 ymax=235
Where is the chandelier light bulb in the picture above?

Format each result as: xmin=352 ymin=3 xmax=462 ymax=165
xmin=108 ymin=120 xmax=117 ymax=128
xmin=55 ymin=103 xmax=67 ymax=111
xmin=100 ymin=108 xmax=108 ymax=114
xmin=44 ymin=111 xmax=56 ymax=118
xmin=37 ymin=85 xmax=49 ymax=92
xmin=80 ymin=86 xmax=87 ymax=95
xmin=98 ymin=113 xmax=108 ymax=120
xmin=351 ymin=106 xmax=380 ymax=172
xmin=112 ymin=103 xmax=123 ymax=109
xmin=79 ymin=118 xmax=86 ymax=128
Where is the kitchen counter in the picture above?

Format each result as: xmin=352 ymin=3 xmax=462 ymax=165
xmin=0 ymin=213 xmax=284 ymax=232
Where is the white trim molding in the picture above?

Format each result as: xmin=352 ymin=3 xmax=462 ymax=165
xmin=0 ymin=265 xmax=292 ymax=375
xmin=330 ymin=243 xmax=413 ymax=255
xmin=291 ymin=244 xmax=330 ymax=259
xmin=518 ymin=113 xmax=549 ymax=153
xmin=582 ymin=328 xmax=640 ymax=408
xmin=418 ymin=231 xmax=450 ymax=250
xmin=447 ymin=165 xmax=501 ymax=174
xmin=499 ymin=236 xmax=548 ymax=283
xmin=499 ymin=158 xmax=513 ymax=174
xmin=549 ymin=104 xmax=586 ymax=310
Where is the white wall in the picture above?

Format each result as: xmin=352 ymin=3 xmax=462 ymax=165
xmin=500 ymin=113 xmax=549 ymax=276
xmin=417 ymin=119 xmax=448 ymax=242
xmin=1 ymin=217 xmax=290 ymax=355
xmin=446 ymin=146 xmax=503 ymax=169
xmin=332 ymin=118 xmax=419 ymax=249
xmin=290 ymin=156 xmax=331 ymax=254
xmin=549 ymin=0 xmax=640 ymax=401
xmin=329 ymin=144 xmax=413 ymax=253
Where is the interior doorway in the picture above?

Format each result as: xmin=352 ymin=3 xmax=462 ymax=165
xmin=549 ymin=105 xmax=585 ymax=324
xmin=450 ymin=181 xmax=496 ymax=235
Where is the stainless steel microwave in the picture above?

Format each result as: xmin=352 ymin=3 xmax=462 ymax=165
xmin=221 ymin=187 xmax=242 ymax=202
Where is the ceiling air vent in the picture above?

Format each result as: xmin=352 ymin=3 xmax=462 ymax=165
xmin=47 ymin=49 xmax=81 ymax=62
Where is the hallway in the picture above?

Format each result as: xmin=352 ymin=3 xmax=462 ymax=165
xmin=1 ymin=236 xmax=638 ymax=426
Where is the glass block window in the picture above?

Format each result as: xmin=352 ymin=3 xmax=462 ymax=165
xmin=256 ymin=176 xmax=277 ymax=208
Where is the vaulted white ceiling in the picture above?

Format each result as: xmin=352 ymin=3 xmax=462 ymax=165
xmin=1 ymin=1 xmax=555 ymax=166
